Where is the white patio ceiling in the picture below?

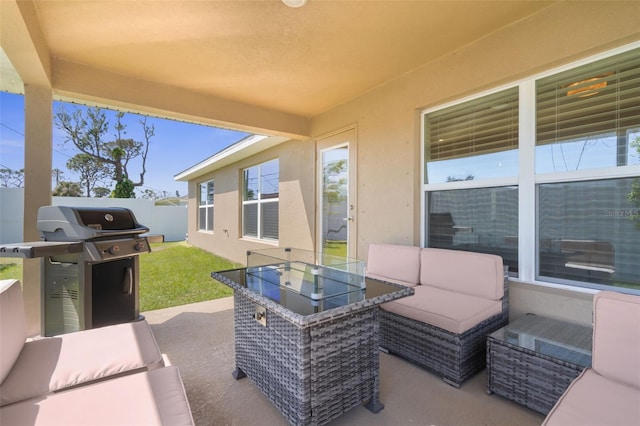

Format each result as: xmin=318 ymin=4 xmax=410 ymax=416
xmin=1 ymin=0 xmax=556 ymax=136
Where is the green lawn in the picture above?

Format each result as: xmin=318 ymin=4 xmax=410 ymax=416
xmin=0 ymin=258 xmax=22 ymax=283
xmin=139 ymin=242 xmax=238 ymax=311
xmin=0 ymin=242 xmax=239 ymax=312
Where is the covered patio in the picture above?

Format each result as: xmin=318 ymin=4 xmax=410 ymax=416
xmin=1 ymin=1 xmax=639 ymax=424
xmin=3 ymin=0 xmax=639 ymax=338
xmin=143 ymin=297 xmax=544 ymax=425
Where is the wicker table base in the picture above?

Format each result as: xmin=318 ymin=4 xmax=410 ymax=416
xmin=486 ymin=314 xmax=592 ymax=415
xmin=213 ymin=264 xmax=413 ymax=426
xmin=233 ymin=292 xmax=381 ymax=426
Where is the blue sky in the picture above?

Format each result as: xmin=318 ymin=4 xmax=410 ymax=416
xmin=0 ymin=92 xmax=249 ymax=197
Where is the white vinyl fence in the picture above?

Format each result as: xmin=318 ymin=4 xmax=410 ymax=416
xmin=0 ymin=188 xmax=187 ymax=244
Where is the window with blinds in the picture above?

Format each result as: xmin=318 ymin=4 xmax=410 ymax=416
xmin=242 ymin=159 xmax=279 ymax=240
xmin=536 ymin=47 xmax=640 ymax=173
xmin=424 ymin=87 xmax=519 ymax=183
xmin=422 ymin=43 xmax=640 ymax=292
xmin=535 ymin=46 xmax=640 ymax=291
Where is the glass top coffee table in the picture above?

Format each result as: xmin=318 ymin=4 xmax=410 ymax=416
xmin=212 ymin=248 xmax=413 ymax=426
xmin=486 ymin=313 xmax=592 ymax=415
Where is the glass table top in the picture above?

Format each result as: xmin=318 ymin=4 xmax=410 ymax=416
xmin=246 ymin=261 xmax=365 ymax=300
xmin=213 ymin=247 xmax=413 ymax=320
xmin=213 ymin=266 xmax=409 ymax=317
xmin=489 ymin=313 xmax=593 ymax=368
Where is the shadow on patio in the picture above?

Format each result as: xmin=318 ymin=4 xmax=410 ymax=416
xmin=143 ymin=298 xmax=544 ymax=426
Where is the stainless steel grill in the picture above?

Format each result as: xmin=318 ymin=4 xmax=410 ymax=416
xmin=0 ymin=206 xmax=151 ymax=336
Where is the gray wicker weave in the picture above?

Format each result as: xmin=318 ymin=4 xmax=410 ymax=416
xmin=379 ymin=267 xmax=509 ymax=387
xmin=486 ymin=314 xmax=592 ymax=415
xmin=213 ymin=268 xmax=413 ymax=426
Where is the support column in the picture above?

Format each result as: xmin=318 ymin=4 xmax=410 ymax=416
xmin=22 ymin=84 xmax=53 ymax=337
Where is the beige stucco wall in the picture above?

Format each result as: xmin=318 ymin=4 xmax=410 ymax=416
xmin=312 ymin=1 xmax=640 ymax=256
xmin=188 ymin=138 xmax=316 ymax=265
xmin=310 ymin=1 xmax=639 ymax=325
xmin=508 ymin=281 xmax=594 ymax=325
xmin=190 ymin=1 xmax=639 ymax=326
xmin=22 ymin=85 xmax=53 ymax=336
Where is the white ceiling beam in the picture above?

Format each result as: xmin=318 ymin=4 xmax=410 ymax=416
xmin=0 ymin=0 xmax=51 ymax=89
xmin=52 ymin=58 xmax=311 ymax=139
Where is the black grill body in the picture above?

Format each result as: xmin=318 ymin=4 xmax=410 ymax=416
xmin=34 ymin=206 xmax=150 ymax=336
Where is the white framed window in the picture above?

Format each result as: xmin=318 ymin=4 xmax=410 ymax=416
xmin=422 ymin=43 xmax=640 ymax=294
xmin=198 ymin=180 xmax=214 ymax=232
xmin=423 ymin=87 xmax=520 ymax=276
xmin=242 ymin=159 xmax=279 ymax=241
xmin=534 ymin=47 xmax=639 ymax=290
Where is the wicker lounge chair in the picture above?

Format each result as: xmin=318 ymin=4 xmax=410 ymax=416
xmin=542 ymin=291 xmax=640 ymax=426
xmin=367 ymin=244 xmax=508 ymax=387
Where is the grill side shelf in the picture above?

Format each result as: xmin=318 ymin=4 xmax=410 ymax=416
xmin=0 ymin=241 xmax=83 ymax=258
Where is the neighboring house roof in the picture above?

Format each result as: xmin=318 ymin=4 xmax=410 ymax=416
xmin=174 ymin=134 xmax=289 ymax=182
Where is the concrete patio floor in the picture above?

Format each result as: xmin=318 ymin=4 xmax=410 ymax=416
xmin=143 ymin=298 xmax=545 ymax=426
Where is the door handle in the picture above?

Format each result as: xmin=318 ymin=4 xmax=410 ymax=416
xmin=342 ymin=217 xmax=354 ymax=221
xmin=122 ymin=266 xmax=133 ymax=295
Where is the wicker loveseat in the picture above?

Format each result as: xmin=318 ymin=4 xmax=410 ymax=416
xmin=366 ymin=244 xmax=508 ymax=387
xmin=542 ymin=291 xmax=640 ymax=426
xmin=0 ymin=279 xmax=194 ymax=425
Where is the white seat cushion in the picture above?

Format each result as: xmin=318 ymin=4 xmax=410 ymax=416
xmin=381 ymin=285 xmax=502 ymax=334
xmin=0 ymin=320 xmax=164 ymax=406
xmin=0 ymin=366 xmax=194 ymax=425
xmin=543 ymin=369 xmax=640 ymax=426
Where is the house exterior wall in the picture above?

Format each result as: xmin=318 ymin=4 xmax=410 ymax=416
xmin=187 ymin=138 xmax=316 ymax=264
xmin=309 ymin=1 xmax=639 ymax=325
xmin=193 ymin=1 xmax=640 ymax=325
xmin=313 ymin=1 xmax=640 ymax=255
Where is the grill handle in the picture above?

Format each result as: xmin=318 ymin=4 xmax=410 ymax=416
xmin=122 ymin=266 xmax=133 ymax=295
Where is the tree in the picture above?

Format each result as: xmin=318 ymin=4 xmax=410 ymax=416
xmin=141 ymin=188 xmax=158 ymax=200
xmin=52 ymin=169 xmax=64 ymax=187
xmin=446 ymin=174 xmax=475 ymax=182
xmin=66 ymin=153 xmax=111 ymax=197
xmin=112 ymin=178 xmax=135 ymax=198
xmin=55 ymin=107 xmax=154 ymax=197
xmin=53 ymin=181 xmax=82 ymax=197
xmin=0 ymin=168 xmax=24 ymax=188
xmin=93 ymin=187 xmax=111 ymax=198
xmin=322 ymin=159 xmax=348 ymax=240
xmin=323 ymin=159 xmax=347 ymax=204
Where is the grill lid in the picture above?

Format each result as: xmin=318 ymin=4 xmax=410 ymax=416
xmin=37 ymin=206 xmax=149 ymax=241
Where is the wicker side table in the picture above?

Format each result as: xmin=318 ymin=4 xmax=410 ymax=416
xmin=486 ymin=314 xmax=592 ymax=415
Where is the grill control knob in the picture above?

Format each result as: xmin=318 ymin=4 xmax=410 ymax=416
xmin=108 ymin=245 xmax=120 ymax=255
xmin=134 ymin=241 xmax=146 ymax=251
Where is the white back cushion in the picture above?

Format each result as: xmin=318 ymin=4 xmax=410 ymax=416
xmin=420 ymin=248 xmax=504 ymax=300
xmin=0 ymin=280 xmax=27 ymax=384
xmin=366 ymin=243 xmax=421 ymax=287
xmin=592 ymin=291 xmax=640 ymax=389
